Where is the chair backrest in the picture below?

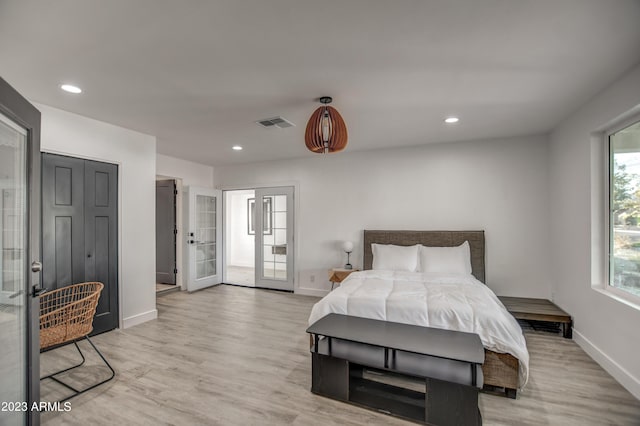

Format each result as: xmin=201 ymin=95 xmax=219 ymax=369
xmin=39 ymin=282 xmax=104 ymax=350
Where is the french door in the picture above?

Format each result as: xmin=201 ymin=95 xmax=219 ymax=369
xmin=185 ymin=186 xmax=222 ymax=291
xmin=254 ymin=186 xmax=294 ymax=291
xmin=0 ymin=77 xmax=42 ymax=425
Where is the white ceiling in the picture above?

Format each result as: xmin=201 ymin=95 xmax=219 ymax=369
xmin=1 ymin=0 xmax=640 ymax=166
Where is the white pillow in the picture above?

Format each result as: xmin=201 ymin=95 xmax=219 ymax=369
xmin=371 ymin=244 xmax=420 ymax=272
xmin=418 ymin=241 xmax=472 ymax=275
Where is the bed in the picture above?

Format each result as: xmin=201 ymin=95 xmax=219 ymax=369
xmin=308 ymin=230 xmax=528 ymax=398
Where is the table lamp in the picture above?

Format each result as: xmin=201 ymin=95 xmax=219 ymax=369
xmin=343 ymin=241 xmax=354 ymax=269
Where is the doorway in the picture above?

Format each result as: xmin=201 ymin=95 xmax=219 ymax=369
xmin=156 ymin=179 xmax=178 ymax=295
xmin=224 ymin=189 xmax=256 ymax=286
xmin=223 ymin=186 xmax=294 ymax=291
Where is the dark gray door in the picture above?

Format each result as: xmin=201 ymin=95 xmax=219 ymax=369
xmin=42 ymin=155 xmax=84 ymax=287
xmin=42 ymin=153 xmax=118 ymax=334
xmin=0 ymin=76 xmax=42 ymax=426
xmin=156 ymin=180 xmax=176 ymax=284
xmin=84 ymin=160 xmax=118 ymax=333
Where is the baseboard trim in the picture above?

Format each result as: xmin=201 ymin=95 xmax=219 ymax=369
xmin=573 ymin=328 xmax=640 ymax=399
xmin=295 ymin=287 xmax=329 ymax=297
xmin=123 ymin=309 xmax=158 ymax=329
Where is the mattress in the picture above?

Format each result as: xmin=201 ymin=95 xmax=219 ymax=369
xmin=308 ymin=270 xmax=529 ymax=387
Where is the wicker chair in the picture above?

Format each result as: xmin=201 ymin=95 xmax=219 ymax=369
xmin=40 ymin=282 xmax=115 ymax=402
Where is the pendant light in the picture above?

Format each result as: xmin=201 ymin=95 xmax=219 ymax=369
xmin=305 ymin=96 xmax=348 ymax=154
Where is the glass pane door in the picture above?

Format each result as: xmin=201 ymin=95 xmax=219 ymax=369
xmin=186 ymin=186 xmax=222 ymax=291
xmin=0 ymin=112 xmax=28 ymax=426
xmin=255 ymin=187 xmax=294 ymax=291
xmin=196 ymin=195 xmax=216 ymax=279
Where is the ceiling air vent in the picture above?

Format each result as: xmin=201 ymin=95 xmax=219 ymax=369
xmin=256 ymin=116 xmax=296 ymax=129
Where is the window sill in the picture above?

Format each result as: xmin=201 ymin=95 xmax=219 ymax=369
xmin=592 ymin=284 xmax=640 ymax=311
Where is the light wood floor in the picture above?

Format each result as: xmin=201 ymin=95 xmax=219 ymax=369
xmin=155 ymin=283 xmax=178 ymax=293
xmin=226 ymin=265 xmax=287 ymax=286
xmin=225 ymin=265 xmax=256 ymax=286
xmin=41 ymin=285 xmax=640 ymax=425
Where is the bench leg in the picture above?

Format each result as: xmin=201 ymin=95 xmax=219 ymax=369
xmin=562 ymin=320 xmax=573 ymax=339
xmin=426 ymin=377 xmax=480 ymax=426
xmin=311 ymin=353 xmax=349 ymax=402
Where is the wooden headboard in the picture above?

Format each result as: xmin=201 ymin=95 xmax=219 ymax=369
xmin=363 ymin=230 xmax=486 ymax=282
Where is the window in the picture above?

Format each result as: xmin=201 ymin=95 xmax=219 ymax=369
xmin=609 ymin=119 xmax=640 ymax=298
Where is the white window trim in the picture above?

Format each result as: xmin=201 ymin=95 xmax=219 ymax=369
xmin=600 ymin=113 xmax=640 ymax=309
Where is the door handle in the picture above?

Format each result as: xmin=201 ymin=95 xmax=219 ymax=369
xmin=32 ymin=286 xmax=47 ymax=297
xmin=9 ymin=290 xmax=24 ymax=299
xmin=30 ymin=261 xmax=46 ymax=297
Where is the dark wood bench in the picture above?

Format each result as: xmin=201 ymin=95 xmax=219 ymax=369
xmin=306 ymin=314 xmax=484 ymax=426
xmin=498 ymin=296 xmax=572 ymax=338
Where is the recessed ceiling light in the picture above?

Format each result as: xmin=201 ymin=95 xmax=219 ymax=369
xmin=444 ymin=117 xmax=460 ymax=124
xmin=232 ymin=145 xmax=243 ymax=151
xmin=60 ymin=84 xmax=82 ymax=94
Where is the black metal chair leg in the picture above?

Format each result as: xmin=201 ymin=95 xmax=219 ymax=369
xmin=40 ymin=340 xmax=86 ymax=380
xmin=41 ymin=335 xmax=115 ymax=403
xmin=83 ymin=335 xmax=116 ymax=380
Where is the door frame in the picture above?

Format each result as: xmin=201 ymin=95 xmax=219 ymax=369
xmin=221 ymin=181 xmax=300 ymax=292
xmin=0 ymin=76 xmax=42 ymax=426
xmin=42 ymin=148 xmax=125 ymax=329
xmin=155 ymin=178 xmax=177 ymax=285
xmin=156 ymin=176 xmax=184 ymax=290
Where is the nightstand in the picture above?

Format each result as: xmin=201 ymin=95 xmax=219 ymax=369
xmin=328 ymin=268 xmax=359 ymax=290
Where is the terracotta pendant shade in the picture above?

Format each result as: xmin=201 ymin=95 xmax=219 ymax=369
xmin=305 ymin=105 xmax=348 ymax=154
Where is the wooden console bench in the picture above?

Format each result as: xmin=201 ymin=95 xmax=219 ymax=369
xmin=306 ymin=314 xmax=484 ymax=426
xmin=498 ymin=296 xmax=572 ymax=338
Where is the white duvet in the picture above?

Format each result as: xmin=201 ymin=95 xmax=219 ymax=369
xmin=309 ymin=270 xmax=529 ymax=387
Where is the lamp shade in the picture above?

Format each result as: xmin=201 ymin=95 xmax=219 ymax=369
xmin=342 ymin=241 xmax=354 ymax=253
xmin=305 ymin=100 xmax=348 ymax=154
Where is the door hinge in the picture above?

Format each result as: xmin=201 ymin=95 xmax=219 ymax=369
xmin=173 ymin=229 xmax=178 ymax=235
xmin=174 ymin=189 xmax=178 ymax=195
xmin=174 ymin=268 xmax=178 ymax=274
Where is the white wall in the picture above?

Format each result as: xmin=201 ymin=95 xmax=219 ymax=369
xmin=549 ymin=62 xmax=640 ymax=398
xmin=156 ymin=153 xmax=213 ymax=187
xmin=37 ymin=103 xmax=157 ymax=328
xmin=215 ymin=135 xmax=551 ymax=298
